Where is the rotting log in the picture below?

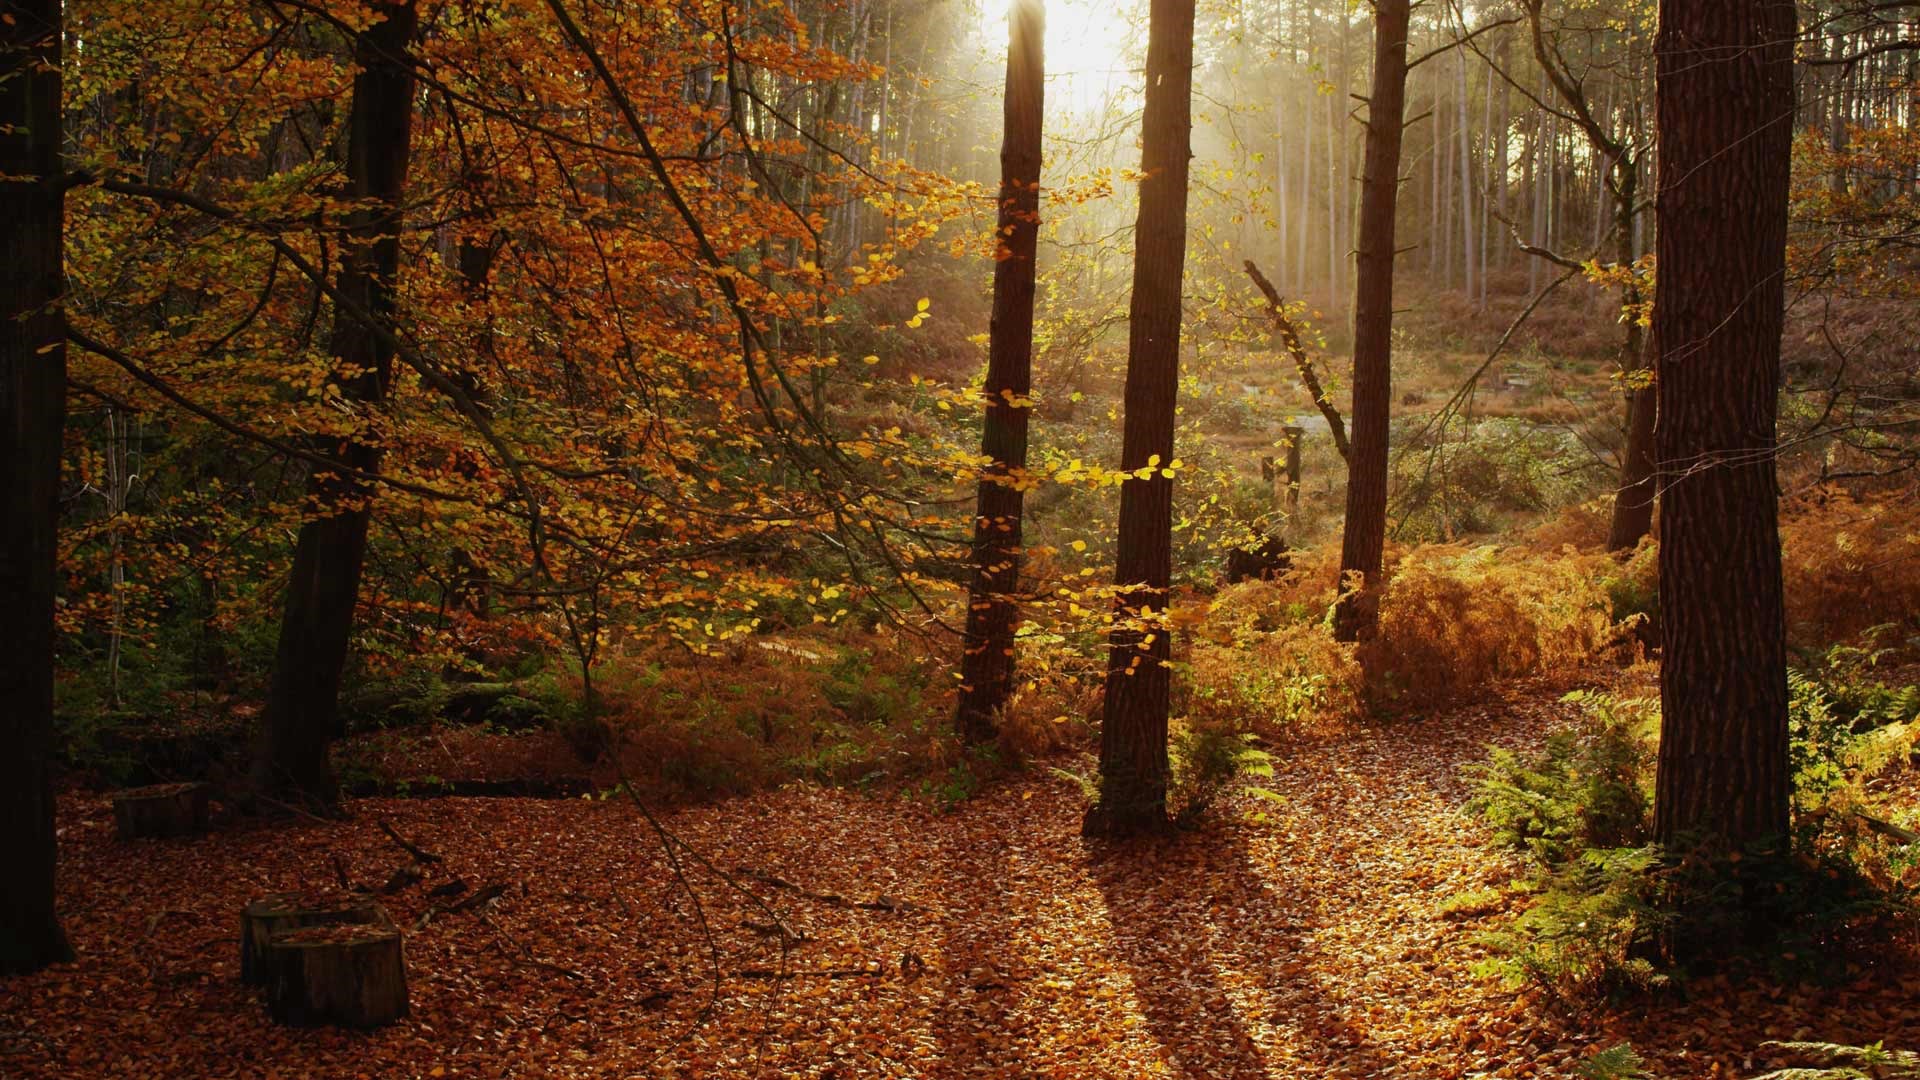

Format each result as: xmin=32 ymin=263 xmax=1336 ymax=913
xmin=239 ymin=892 xmax=385 ymax=985
xmin=112 ymin=782 xmax=210 ymax=840
xmin=265 ymin=922 xmax=409 ymax=1028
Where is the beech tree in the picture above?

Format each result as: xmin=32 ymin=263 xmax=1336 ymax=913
xmin=1085 ymin=0 xmax=1197 ymax=838
xmin=0 ymin=0 xmax=75 ymax=975
xmin=956 ymin=0 xmax=1044 ymax=745
xmin=1332 ymin=0 xmax=1412 ymax=642
xmin=253 ymin=1 xmax=421 ymax=807
xmin=1650 ymin=0 xmax=1797 ymax=849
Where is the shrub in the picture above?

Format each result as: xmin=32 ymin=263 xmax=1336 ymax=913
xmin=1466 ymin=686 xmax=1918 ymax=997
xmin=1366 ymin=545 xmax=1623 ymax=710
xmin=1167 ymin=719 xmax=1277 ymax=826
xmin=1781 ymin=494 xmax=1920 ymax=649
xmin=1466 ymin=691 xmax=1655 ymax=864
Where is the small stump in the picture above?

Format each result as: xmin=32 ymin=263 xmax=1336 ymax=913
xmin=113 ymin=782 xmax=211 ymax=840
xmin=240 ymin=892 xmax=386 ymax=985
xmin=266 ymin=923 xmax=409 ymax=1028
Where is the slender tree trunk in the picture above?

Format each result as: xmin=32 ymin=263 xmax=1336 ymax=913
xmin=0 ymin=0 xmax=74 ymax=976
xmin=1430 ymin=67 xmax=1443 ymax=280
xmin=255 ymin=1 xmax=419 ymax=808
xmin=1529 ymin=107 xmax=1545 ymax=292
xmin=1606 ymin=163 xmax=1655 ymax=552
xmin=1085 ymin=0 xmax=1195 ymax=839
xmin=1325 ymin=13 xmax=1341 ymax=308
xmin=956 ymin=0 xmax=1044 ymax=744
xmin=1455 ymin=46 xmax=1476 ymax=302
xmin=1332 ymin=0 xmax=1410 ymax=643
xmin=1495 ymin=33 xmax=1511 ymax=272
xmin=1297 ymin=21 xmax=1315 ymax=289
xmin=1650 ymin=0 xmax=1796 ymax=852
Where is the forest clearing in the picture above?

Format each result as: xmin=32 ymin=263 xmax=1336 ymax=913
xmin=5 ymin=0 xmax=1920 ymax=1076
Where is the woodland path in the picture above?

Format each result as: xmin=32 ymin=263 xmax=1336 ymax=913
xmin=6 ymin=684 xmax=1917 ymax=1079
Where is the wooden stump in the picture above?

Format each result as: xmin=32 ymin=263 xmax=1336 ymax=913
xmin=113 ymin=782 xmax=210 ymax=840
xmin=239 ymin=892 xmax=385 ymax=985
xmin=265 ymin=923 xmax=409 ymax=1028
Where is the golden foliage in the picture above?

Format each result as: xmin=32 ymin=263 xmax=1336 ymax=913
xmin=1781 ymin=493 xmax=1920 ymax=648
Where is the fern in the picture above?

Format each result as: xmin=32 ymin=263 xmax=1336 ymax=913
xmin=1752 ymin=1039 xmax=1920 ymax=1079
xmin=1578 ymin=1043 xmax=1651 ymax=1080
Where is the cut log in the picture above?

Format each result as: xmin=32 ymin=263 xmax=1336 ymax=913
xmin=265 ymin=923 xmax=409 ymax=1028
xmin=113 ymin=782 xmax=211 ymax=840
xmin=239 ymin=892 xmax=385 ymax=985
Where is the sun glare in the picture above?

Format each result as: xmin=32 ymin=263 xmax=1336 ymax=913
xmin=976 ymin=0 xmax=1144 ymax=115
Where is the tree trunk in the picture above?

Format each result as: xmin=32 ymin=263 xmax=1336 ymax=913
xmin=266 ymin=924 xmax=408 ymax=1028
xmin=1607 ymin=336 xmax=1656 ymax=552
xmin=1606 ymin=158 xmax=1653 ymax=553
xmin=1085 ymin=0 xmax=1195 ymax=839
xmin=241 ymin=892 xmax=386 ymax=985
xmin=1650 ymin=0 xmax=1796 ymax=851
xmin=255 ymin=1 xmax=419 ymax=808
xmin=956 ymin=0 xmax=1044 ymax=744
xmin=1331 ymin=0 xmax=1410 ymax=643
xmin=113 ymin=783 xmax=212 ymax=840
xmin=0 ymin=0 xmax=75 ymax=977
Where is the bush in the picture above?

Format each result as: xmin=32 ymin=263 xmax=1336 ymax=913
xmin=1167 ymin=719 xmax=1277 ymax=826
xmin=1366 ymin=545 xmax=1624 ymax=710
xmin=1781 ymin=494 xmax=1920 ymax=648
xmin=1465 ymin=691 xmax=1655 ymax=864
xmin=1466 ymin=687 xmax=1918 ymax=997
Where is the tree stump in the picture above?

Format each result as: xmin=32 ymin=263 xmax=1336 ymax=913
xmin=239 ymin=892 xmax=385 ymax=985
xmin=112 ymin=782 xmax=210 ymax=840
xmin=265 ymin=923 xmax=409 ymax=1028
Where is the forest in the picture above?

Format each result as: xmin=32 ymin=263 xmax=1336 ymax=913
xmin=2 ymin=0 xmax=1919 ymax=1075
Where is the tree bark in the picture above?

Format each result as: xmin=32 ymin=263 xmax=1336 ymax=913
xmin=1085 ymin=0 xmax=1195 ymax=838
xmin=1606 ymin=335 xmax=1657 ymax=552
xmin=0 ymin=0 xmax=75 ymax=976
xmin=255 ymin=1 xmax=419 ymax=808
xmin=1650 ymin=0 xmax=1796 ymax=851
xmin=1331 ymin=0 xmax=1410 ymax=643
xmin=956 ymin=0 xmax=1044 ymax=744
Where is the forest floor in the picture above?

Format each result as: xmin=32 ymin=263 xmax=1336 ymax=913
xmin=8 ymin=681 xmax=1919 ymax=1079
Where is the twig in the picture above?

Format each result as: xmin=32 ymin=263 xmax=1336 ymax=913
xmin=379 ymin=818 xmax=443 ymax=864
xmin=480 ymin=912 xmax=585 ymax=981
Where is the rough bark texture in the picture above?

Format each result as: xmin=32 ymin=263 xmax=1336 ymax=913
xmin=0 ymin=0 xmax=75 ymax=976
xmin=956 ymin=0 xmax=1044 ymax=745
xmin=255 ymin=2 xmax=418 ymax=807
xmin=1085 ymin=0 xmax=1195 ymax=838
xmin=1650 ymin=0 xmax=1796 ymax=850
xmin=1331 ymin=0 xmax=1410 ymax=643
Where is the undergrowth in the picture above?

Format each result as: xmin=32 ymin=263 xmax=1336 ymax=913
xmin=1465 ymin=661 xmax=1920 ymax=999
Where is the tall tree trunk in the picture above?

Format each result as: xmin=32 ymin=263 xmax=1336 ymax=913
xmin=254 ymin=1 xmax=419 ymax=808
xmin=1494 ymin=33 xmax=1511 ymax=272
xmin=1606 ymin=154 xmax=1654 ymax=552
xmin=1455 ymin=45 xmax=1476 ymax=303
xmin=1650 ymin=0 xmax=1796 ymax=851
xmin=0 ymin=0 xmax=74 ymax=976
xmin=1297 ymin=17 xmax=1315 ymax=289
xmin=1085 ymin=0 xmax=1195 ymax=839
xmin=956 ymin=0 xmax=1043 ymax=744
xmin=1332 ymin=0 xmax=1410 ymax=643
